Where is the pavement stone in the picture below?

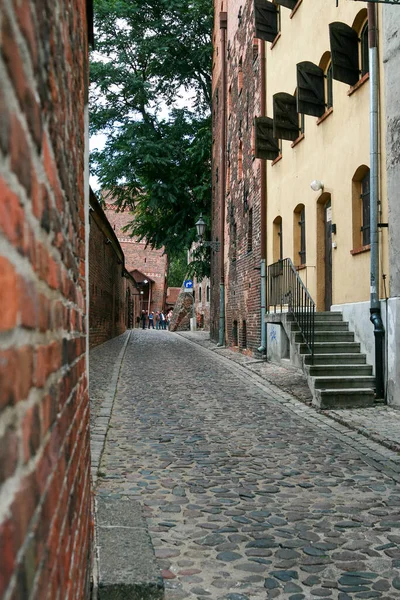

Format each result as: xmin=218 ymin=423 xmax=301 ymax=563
xmin=92 ymin=329 xmax=400 ymax=599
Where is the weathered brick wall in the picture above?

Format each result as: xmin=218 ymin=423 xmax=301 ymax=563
xmin=170 ymin=289 xmax=194 ymax=332
xmin=212 ymin=0 xmax=262 ymax=353
xmin=194 ymin=277 xmax=211 ymax=330
xmin=0 ymin=1 xmax=92 ymax=598
xmin=104 ymin=203 xmax=168 ymax=312
xmin=89 ymin=192 xmax=136 ymax=347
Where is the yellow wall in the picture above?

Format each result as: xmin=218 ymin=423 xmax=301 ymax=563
xmin=265 ymin=1 xmax=388 ymax=309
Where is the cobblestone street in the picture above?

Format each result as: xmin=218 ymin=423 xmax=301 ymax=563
xmin=92 ymin=330 xmax=400 ymax=599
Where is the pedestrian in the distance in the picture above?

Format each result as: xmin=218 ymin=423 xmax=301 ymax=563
xmin=155 ymin=311 xmax=160 ymax=330
xmin=148 ymin=311 xmax=155 ymax=329
xmin=160 ymin=311 xmax=166 ymax=330
xmin=140 ymin=310 xmax=147 ymax=330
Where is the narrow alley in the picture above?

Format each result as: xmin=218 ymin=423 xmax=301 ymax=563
xmin=91 ymin=330 xmax=400 ymax=600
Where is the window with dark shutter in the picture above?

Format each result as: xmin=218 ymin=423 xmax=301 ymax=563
xmin=326 ymin=62 xmax=333 ymax=109
xmin=360 ymin=22 xmax=369 ymax=77
xmin=361 ymin=172 xmax=370 ymax=246
xmin=273 ymin=93 xmax=300 ymax=141
xmin=254 ymin=117 xmax=280 ymax=161
xmin=254 ymin=0 xmax=278 ymax=43
xmin=329 ymin=22 xmax=359 ymax=86
xmin=274 ymin=0 xmax=296 ymax=9
xmin=296 ymin=62 xmax=325 ymax=118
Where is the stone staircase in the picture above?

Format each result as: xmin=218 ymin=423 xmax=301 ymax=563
xmin=290 ymin=311 xmax=375 ymax=409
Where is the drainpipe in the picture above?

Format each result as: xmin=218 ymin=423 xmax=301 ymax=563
xmin=368 ymin=3 xmax=385 ymax=399
xmin=218 ymin=12 xmax=227 ymax=346
xmin=258 ymin=40 xmax=267 ymax=355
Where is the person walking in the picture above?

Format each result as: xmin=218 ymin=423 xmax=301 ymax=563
xmin=140 ymin=310 xmax=147 ymax=330
xmin=160 ymin=311 xmax=166 ymax=330
xmin=155 ymin=311 xmax=160 ymax=330
xmin=148 ymin=311 xmax=155 ymax=329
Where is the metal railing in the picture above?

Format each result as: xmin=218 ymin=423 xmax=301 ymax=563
xmin=267 ymin=258 xmax=315 ymax=362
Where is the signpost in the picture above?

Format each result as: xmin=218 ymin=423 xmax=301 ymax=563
xmin=184 ymin=279 xmax=193 ymax=290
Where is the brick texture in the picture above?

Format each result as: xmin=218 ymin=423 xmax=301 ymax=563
xmin=104 ymin=203 xmax=168 ymax=313
xmin=89 ymin=192 xmax=138 ymax=348
xmin=212 ymin=0 xmax=262 ymax=353
xmin=0 ymin=1 xmax=93 ymax=598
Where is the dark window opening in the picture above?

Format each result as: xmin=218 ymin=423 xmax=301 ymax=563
xmin=361 ymin=172 xmax=370 ymax=246
xmin=360 ymin=22 xmax=369 ymax=77
xmin=326 ymin=62 xmax=333 ymax=109
xmin=232 ymin=320 xmax=238 ymax=346
xmin=206 ymin=285 xmax=210 ymax=302
xmin=199 ymin=286 xmax=202 ymax=302
xmin=299 ymin=208 xmax=306 ymax=265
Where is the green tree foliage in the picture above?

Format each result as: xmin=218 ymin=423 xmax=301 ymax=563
xmin=90 ymin=0 xmax=212 ymax=272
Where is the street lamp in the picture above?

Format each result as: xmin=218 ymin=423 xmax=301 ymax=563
xmin=195 ymin=214 xmax=220 ymax=251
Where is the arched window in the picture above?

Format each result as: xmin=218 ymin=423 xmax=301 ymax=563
xmin=199 ymin=286 xmax=202 ymax=303
xmin=273 ymin=216 xmax=283 ymax=263
xmin=352 ymin=165 xmax=370 ymax=250
xmin=293 ymin=204 xmax=306 ymax=267
xmin=319 ymin=51 xmax=333 ymax=110
xmin=206 ymin=285 xmax=210 ymax=302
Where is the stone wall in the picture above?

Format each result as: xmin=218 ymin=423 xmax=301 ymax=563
xmin=89 ymin=191 xmax=137 ymax=348
xmin=169 ymin=289 xmax=194 ymax=332
xmin=0 ymin=1 xmax=93 ymax=597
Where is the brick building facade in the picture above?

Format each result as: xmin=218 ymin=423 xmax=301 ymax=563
xmin=89 ymin=190 xmax=138 ymax=347
xmin=211 ymin=1 xmax=264 ymax=353
xmin=104 ymin=202 xmax=168 ymax=314
xmin=0 ymin=0 xmax=93 ymax=598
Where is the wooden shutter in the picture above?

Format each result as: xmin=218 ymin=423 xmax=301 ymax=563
xmin=274 ymin=0 xmax=297 ymax=9
xmin=273 ymin=93 xmax=300 ymax=141
xmin=296 ymin=61 xmax=325 ymax=118
xmin=329 ymin=22 xmax=359 ymax=86
xmin=254 ymin=117 xmax=280 ymax=161
xmin=254 ymin=0 xmax=278 ymax=43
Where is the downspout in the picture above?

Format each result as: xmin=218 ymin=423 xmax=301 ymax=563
xmin=218 ymin=12 xmax=227 ymax=346
xmin=368 ymin=2 xmax=385 ymax=399
xmin=258 ymin=40 xmax=267 ymax=354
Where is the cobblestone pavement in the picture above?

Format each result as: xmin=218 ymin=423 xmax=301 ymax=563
xmin=96 ymin=329 xmax=400 ymax=599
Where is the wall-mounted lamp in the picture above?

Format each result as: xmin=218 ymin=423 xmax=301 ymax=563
xmin=195 ymin=214 xmax=220 ymax=251
xmin=310 ymin=180 xmax=324 ymax=192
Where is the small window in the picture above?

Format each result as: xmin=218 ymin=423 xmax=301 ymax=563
xmin=273 ymin=216 xmax=283 ymax=262
xmin=361 ymin=172 xmax=370 ymax=246
xmin=206 ymin=285 xmax=210 ymax=302
xmin=232 ymin=320 xmax=238 ymax=346
xmin=326 ymin=61 xmax=333 ymax=109
xmin=360 ymin=22 xmax=369 ymax=77
xmin=293 ymin=204 xmax=306 ymax=266
xmin=247 ymin=208 xmax=253 ymax=253
xmin=199 ymin=286 xmax=202 ymax=303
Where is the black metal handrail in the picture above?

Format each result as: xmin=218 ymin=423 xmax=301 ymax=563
xmin=267 ymin=258 xmax=315 ymax=362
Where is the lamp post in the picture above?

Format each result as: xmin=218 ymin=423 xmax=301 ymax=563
xmin=195 ymin=214 xmax=220 ymax=251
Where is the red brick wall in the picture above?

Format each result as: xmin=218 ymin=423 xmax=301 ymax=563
xmin=89 ymin=193 xmax=137 ymax=347
xmin=0 ymin=1 xmax=92 ymax=598
xmin=212 ymin=0 xmax=262 ymax=352
xmin=104 ymin=204 xmax=168 ymax=312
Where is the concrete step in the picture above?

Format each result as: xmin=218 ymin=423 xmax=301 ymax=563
xmin=304 ymin=353 xmax=367 ymax=365
xmin=306 ymin=364 xmax=373 ymax=377
xmin=313 ymin=376 xmax=375 ymax=390
xmin=295 ymin=331 xmax=355 ymax=343
xmin=314 ymin=388 xmax=375 ymax=409
xmin=288 ymin=311 xmax=343 ymax=322
xmin=300 ymin=342 xmax=361 ymax=354
xmin=291 ymin=321 xmax=349 ymax=332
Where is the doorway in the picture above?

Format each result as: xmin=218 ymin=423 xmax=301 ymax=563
xmin=324 ymin=199 xmax=333 ymax=310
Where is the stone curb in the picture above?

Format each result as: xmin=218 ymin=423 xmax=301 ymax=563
xmin=91 ymin=330 xmax=131 ymax=485
xmin=175 ymin=332 xmax=400 ymax=482
xmin=96 ymin=497 xmax=164 ymax=600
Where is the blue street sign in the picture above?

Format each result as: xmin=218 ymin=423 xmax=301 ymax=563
xmin=184 ymin=279 xmax=193 ymax=289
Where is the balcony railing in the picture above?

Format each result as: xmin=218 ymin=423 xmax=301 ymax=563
xmin=267 ymin=258 xmax=315 ymax=362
